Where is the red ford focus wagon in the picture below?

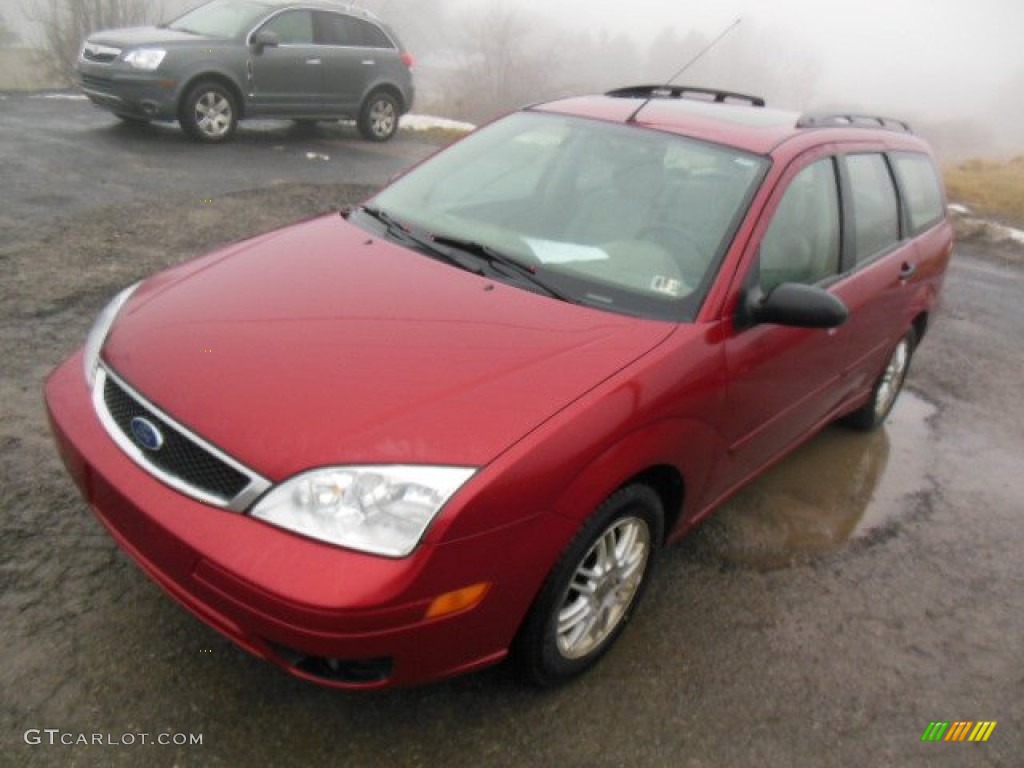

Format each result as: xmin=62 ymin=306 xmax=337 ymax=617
xmin=45 ymin=85 xmax=952 ymax=689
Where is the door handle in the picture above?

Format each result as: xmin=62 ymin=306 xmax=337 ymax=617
xmin=899 ymin=262 xmax=917 ymax=281
xmin=362 ymin=59 xmax=376 ymax=66
xmin=305 ymin=57 xmax=322 ymax=65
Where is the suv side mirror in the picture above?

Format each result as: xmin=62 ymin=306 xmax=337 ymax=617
xmin=742 ymin=282 xmax=848 ymax=329
xmin=251 ymin=30 xmax=280 ymax=53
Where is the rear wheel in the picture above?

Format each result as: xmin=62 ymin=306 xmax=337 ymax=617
xmin=844 ymin=327 xmax=917 ymax=430
xmin=357 ymin=91 xmax=400 ymax=142
xmin=514 ymin=485 xmax=663 ymax=686
xmin=179 ymin=81 xmax=238 ymax=143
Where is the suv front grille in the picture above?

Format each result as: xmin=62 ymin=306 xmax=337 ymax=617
xmin=95 ymin=368 xmax=270 ymax=510
xmin=80 ymin=74 xmax=114 ymax=91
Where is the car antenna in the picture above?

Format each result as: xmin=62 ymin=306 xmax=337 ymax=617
xmin=627 ymin=17 xmax=743 ymax=124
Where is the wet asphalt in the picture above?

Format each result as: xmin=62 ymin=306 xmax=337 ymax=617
xmin=1 ymin=94 xmax=1022 ymax=767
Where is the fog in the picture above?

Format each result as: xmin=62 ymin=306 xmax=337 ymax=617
xmin=3 ymin=0 xmax=1021 ymax=160
xmin=437 ymin=0 xmax=1024 ymax=161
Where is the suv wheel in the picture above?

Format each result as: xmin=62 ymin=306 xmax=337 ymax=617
xmin=180 ymin=81 xmax=238 ymax=143
xmin=514 ymin=485 xmax=663 ymax=686
xmin=357 ymin=91 xmax=400 ymax=142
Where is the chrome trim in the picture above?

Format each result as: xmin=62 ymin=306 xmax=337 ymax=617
xmin=82 ymin=42 xmax=123 ymax=61
xmin=92 ymin=365 xmax=272 ymax=512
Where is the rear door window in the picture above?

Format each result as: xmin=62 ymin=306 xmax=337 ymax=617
xmin=315 ymin=12 xmax=393 ymax=48
xmin=891 ymin=152 xmax=945 ymax=234
xmin=843 ymin=153 xmax=900 ymax=263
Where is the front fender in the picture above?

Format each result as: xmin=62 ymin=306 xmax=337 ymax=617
xmin=551 ymin=418 xmax=721 ymax=535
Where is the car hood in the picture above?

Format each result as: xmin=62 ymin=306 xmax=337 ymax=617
xmin=88 ymin=26 xmax=219 ymax=47
xmin=102 ymin=214 xmax=674 ymax=480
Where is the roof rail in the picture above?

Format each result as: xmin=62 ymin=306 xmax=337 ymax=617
xmin=606 ymin=85 xmax=765 ymax=108
xmin=797 ymin=113 xmax=912 ymax=133
xmin=307 ymin=1 xmax=383 ymax=23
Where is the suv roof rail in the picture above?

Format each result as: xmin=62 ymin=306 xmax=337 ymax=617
xmin=302 ymin=1 xmax=383 ymax=22
xmin=797 ymin=113 xmax=913 ymax=133
xmin=606 ymin=85 xmax=765 ymax=107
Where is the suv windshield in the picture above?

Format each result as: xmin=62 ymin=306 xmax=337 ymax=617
xmin=369 ymin=111 xmax=767 ymax=321
xmin=168 ymin=0 xmax=272 ymax=38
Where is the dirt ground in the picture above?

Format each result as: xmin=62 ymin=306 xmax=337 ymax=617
xmin=2 ymin=103 xmax=1023 ymax=764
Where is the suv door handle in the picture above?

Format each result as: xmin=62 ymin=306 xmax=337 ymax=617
xmin=362 ymin=59 xmax=376 ymax=66
xmin=899 ymin=262 xmax=917 ymax=281
xmin=305 ymin=57 xmax=322 ymax=65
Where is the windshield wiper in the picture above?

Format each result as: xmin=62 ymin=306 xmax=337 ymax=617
xmin=350 ymin=206 xmax=483 ymax=275
xmin=430 ymin=234 xmax=574 ymax=302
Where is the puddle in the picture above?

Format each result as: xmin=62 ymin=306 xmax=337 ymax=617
xmin=696 ymin=391 xmax=936 ymax=570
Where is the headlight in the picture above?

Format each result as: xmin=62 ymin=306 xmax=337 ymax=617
xmin=83 ymin=282 xmax=139 ymax=388
xmin=123 ymin=48 xmax=166 ymax=70
xmin=250 ymin=466 xmax=476 ymax=557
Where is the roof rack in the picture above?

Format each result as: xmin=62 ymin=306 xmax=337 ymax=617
xmin=295 ymin=1 xmax=383 ymax=23
xmin=606 ymin=85 xmax=765 ymax=108
xmin=797 ymin=113 xmax=912 ymax=133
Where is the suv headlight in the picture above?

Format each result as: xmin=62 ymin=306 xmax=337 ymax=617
xmin=83 ymin=282 xmax=139 ymax=388
xmin=251 ymin=466 xmax=476 ymax=557
xmin=123 ymin=48 xmax=166 ymax=70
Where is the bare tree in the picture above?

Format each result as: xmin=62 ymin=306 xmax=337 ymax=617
xmin=447 ymin=4 xmax=566 ymax=123
xmin=0 ymin=12 xmax=21 ymax=47
xmin=22 ymin=0 xmax=163 ymax=85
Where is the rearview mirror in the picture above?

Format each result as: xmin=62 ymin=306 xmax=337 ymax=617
xmin=743 ymin=282 xmax=848 ymax=329
xmin=251 ymin=30 xmax=280 ymax=53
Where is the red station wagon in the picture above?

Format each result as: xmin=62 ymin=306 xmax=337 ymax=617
xmin=45 ymin=85 xmax=952 ymax=689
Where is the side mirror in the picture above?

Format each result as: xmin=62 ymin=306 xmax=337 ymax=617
xmin=250 ymin=30 xmax=280 ymax=53
xmin=743 ymin=282 xmax=848 ymax=329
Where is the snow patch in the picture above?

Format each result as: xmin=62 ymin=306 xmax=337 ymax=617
xmin=30 ymin=92 xmax=88 ymax=101
xmin=400 ymin=114 xmax=475 ymax=133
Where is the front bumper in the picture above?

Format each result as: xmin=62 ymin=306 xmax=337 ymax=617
xmin=45 ymin=352 xmax=565 ymax=688
xmin=76 ymin=60 xmax=179 ymax=120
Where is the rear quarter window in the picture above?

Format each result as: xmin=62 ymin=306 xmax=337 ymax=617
xmin=891 ymin=152 xmax=946 ymax=234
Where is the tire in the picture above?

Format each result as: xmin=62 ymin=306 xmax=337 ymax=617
xmin=843 ymin=327 xmax=917 ymax=430
xmin=514 ymin=485 xmax=663 ymax=687
xmin=357 ymin=91 xmax=400 ymax=142
xmin=179 ymin=81 xmax=238 ymax=143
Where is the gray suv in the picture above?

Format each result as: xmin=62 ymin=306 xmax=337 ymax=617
xmin=76 ymin=0 xmax=415 ymax=142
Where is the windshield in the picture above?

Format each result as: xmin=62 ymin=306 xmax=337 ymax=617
xmin=168 ymin=0 xmax=272 ymax=38
xmin=369 ymin=111 xmax=768 ymax=321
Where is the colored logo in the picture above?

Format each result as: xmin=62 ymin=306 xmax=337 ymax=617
xmin=130 ymin=416 xmax=165 ymax=451
xmin=921 ymin=721 xmax=997 ymax=742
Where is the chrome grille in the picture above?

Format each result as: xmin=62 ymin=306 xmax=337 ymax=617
xmin=94 ymin=367 xmax=271 ymax=510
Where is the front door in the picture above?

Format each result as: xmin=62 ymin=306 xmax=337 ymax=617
xmin=248 ymin=9 xmax=325 ymax=114
xmin=716 ymin=154 xmax=849 ymax=491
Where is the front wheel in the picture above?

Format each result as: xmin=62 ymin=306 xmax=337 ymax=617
xmin=843 ymin=327 xmax=917 ymax=430
xmin=179 ymin=81 xmax=238 ymax=143
xmin=357 ymin=91 xmax=400 ymax=142
xmin=514 ymin=485 xmax=663 ymax=687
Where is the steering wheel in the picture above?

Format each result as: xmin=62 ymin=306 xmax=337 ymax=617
xmin=639 ymin=224 xmax=706 ymax=284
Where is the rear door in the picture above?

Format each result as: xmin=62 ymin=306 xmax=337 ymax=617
xmin=314 ymin=11 xmax=394 ymax=112
xmin=828 ymin=150 xmax=918 ymax=400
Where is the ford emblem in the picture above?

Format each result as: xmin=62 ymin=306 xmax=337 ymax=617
xmin=130 ymin=416 xmax=164 ymax=451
